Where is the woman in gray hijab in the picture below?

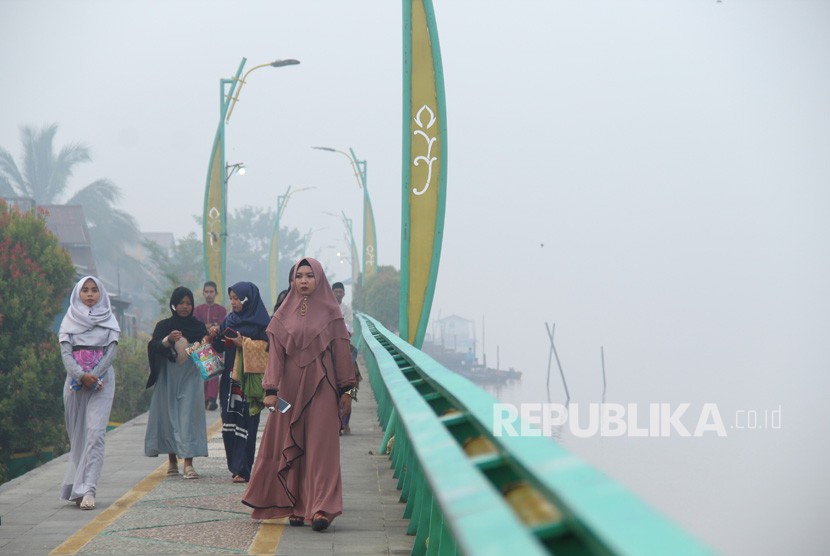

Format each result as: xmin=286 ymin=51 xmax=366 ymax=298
xmin=58 ymin=276 xmax=120 ymax=510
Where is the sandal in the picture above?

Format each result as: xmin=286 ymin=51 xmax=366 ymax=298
xmin=183 ymin=465 xmax=200 ymax=479
xmin=167 ymin=461 xmax=179 ymax=476
xmin=232 ymin=474 xmax=248 ymax=483
xmin=288 ymin=515 xmax=305 ymax=527
xmin=311 ymin=512 xmax=330 ymax=532
xmin=79 ymin=493 xmax=95 ymax=510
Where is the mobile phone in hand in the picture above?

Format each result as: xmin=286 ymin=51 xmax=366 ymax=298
xmin=267 ymin=397 xmax=292 ymax=414
xmin=223 ymin=328 xmax=239 ymax=339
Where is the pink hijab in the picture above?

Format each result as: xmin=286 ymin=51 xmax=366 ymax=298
xmin=269 ymin=257 xmax=349 ymax=367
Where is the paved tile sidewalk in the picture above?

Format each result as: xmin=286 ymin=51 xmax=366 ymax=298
xmin=0 ymin=379 xmax=413 ymax=555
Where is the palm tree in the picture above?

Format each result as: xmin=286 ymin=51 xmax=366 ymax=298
xmin=0 ymin=123 xmax=143 ymax=281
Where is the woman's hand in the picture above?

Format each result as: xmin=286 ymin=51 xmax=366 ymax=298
xmin=339 ymin=393 xmax=352 ymax=418
xmin=79 ymin=373 xmax=98 ymax=389
xmin=263 ymin=394 xmax=278 ymax=409
xmin=167 ymin=330 xmax=183 ymax=343
xmin=208 ymin=325 xmax=220 ymax=338
xmin=230 ymin=334 xmax=244 ymax=348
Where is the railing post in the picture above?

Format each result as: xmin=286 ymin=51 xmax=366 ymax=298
xmin=380 ymin=407 xmax=397 ymax=455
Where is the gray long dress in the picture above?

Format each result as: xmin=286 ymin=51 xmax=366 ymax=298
xmin=144 ymin=348 xmax=208 ymax=459
xmin=60 ymin=344 xmax=117 ymax=502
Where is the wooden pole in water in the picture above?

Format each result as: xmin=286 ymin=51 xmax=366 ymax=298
xmin=600 ymin=346 xmax=607 ymax=404
xmin=545 ymin=322 xmax=571 ymax=404
xmin=545 ymin=322 xmax=554 ymax=402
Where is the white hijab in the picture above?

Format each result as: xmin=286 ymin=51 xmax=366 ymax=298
xmin=58 ymin=275 xmax=121 ymax=346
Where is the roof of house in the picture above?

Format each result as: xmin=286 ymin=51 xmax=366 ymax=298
xmin=40 ymin=204 xmax=98 ymax=276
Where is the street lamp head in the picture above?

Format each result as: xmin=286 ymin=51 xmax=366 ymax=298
xmin=312 ymin=146 xmax=364 ymax=189
xmin=225 ymin=162 xmax=246 ymax=180
xmin=271 ymin=59 xmax=300 ymax=67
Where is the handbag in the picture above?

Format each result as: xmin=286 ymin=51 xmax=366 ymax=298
xmin=241 ymin=337 xmax=268 ymax=374
xmin=70 ymin=347 xmax=105 ymax=391
xmin=187 ymin=340 xmax=224 ymax=381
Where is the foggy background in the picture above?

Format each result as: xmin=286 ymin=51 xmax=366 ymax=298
xmin=2 ymin=1 xmax=828 ymax=554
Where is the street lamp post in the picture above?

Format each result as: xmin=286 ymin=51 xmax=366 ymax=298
xmin=203 ymin=56 xmax=299 ymax=303
xmin=312 ymin=146 xmax=377 ymax=284
xmin=226 ymin=162 xmax=246 ymax=180
xmin=302 ymin=227 xmax=326 ymax=254
xmin=268 ymin=185 xmax=314 ymax=306
xmin=220 ymin=161 xmax=246 ymax=266
xmin=324 ymin=211 xmax=360 ymax=287
xmin=226 ymin=58 xmax=300 ymax=123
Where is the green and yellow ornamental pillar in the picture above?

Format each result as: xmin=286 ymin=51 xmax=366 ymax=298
xmin=400 ymin=0 xmax=448 ymax=348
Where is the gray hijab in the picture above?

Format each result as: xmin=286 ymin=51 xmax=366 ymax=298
xmin=58 ymin=275 xmax=121 ymax=345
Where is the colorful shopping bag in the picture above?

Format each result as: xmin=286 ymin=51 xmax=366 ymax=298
xmin=187 ymin=341 xmax=224 ymax=380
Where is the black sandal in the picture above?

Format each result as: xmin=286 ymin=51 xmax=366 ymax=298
xmin=289 ymin=515 xmax=305 ymax=527
xmin=311 ymin=512 xmax=330 ymax=532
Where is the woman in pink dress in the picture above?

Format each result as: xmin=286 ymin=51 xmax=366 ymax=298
xmin=242 ymin=257 xmax=357 ymax=531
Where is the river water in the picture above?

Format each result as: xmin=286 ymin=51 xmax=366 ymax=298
xmin=474 ymin=362 xmax=825 ymax=556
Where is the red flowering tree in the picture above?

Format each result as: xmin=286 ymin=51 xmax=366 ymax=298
xmin=0 ymin=201 xmax=75 ymax=482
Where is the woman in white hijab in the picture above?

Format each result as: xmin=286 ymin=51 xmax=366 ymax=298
xmin=58 ymin=276 xmax=120 ymax=510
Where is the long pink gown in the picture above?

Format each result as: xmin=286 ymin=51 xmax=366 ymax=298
xmin=242 ymin=327 xmax=355 ymax=521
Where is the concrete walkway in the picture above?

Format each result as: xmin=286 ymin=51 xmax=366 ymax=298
xmin=0 ymin=383 xmax=413 ymax=555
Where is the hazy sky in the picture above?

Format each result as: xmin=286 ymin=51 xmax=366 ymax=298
xmin=2 ymin=1 xmax=828 ymax=553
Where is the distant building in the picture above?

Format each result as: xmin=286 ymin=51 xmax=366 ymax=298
xmin=435 ymin=315 xmax=476 ymax=354
xmin=38 ymin=204 xmax=135 ymax=336
xmin=40 ymin=204 xmax=99 ymax=277
xmin=2 ymin=196 xmax=36 ymax=213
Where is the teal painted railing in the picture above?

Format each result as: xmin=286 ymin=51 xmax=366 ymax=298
xmin=353 ymin=313 xmax=714 ymax=556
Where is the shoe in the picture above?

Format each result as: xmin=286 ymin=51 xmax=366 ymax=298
xmin=80 ymin=493 xmax=95 ymax=510
xmin=311 ymin=512 xmax=330 ymax=532
xmin=183 ymin=465 xmax=200 ymax=479
xmin=167 ymin=462 xmax=179 ymax=476
xmin=207 ymin=400 xmax=218 ymax=411
xmin=289 ymin=515 xmax=305 ymax=527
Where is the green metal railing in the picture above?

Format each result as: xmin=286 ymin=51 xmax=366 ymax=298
xmin=354 ymin=313 xmax=714 ymax=556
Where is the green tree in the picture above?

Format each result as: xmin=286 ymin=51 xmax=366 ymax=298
xmin=272 ymin=224 xmax=307 ymax=301
xmin=0 ymin=201 xmax=76 ymax=482
xmin=353 ymin=265 xmax=400 ymax=333
xmin=144 ymin=232 xmax=205 ymax=307
xmin=145 ymin=208 xmax=306 ymax=316
xmin=109 ymin=336 xmax=153 ymax=424
xmin=0 ymin=123 xmax=144 ymax=286
xmin=212 ymin=206 xmax=305 ymax=309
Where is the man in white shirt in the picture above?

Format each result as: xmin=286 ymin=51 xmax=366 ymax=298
xmin=331 ymin=282 xmax=353 ymax=333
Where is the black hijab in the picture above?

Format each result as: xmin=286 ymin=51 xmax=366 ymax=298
xmin=152 ymin=287 xmax=209 ymax=343
xmin=146 ymin=287 xmax=208 ymax=388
